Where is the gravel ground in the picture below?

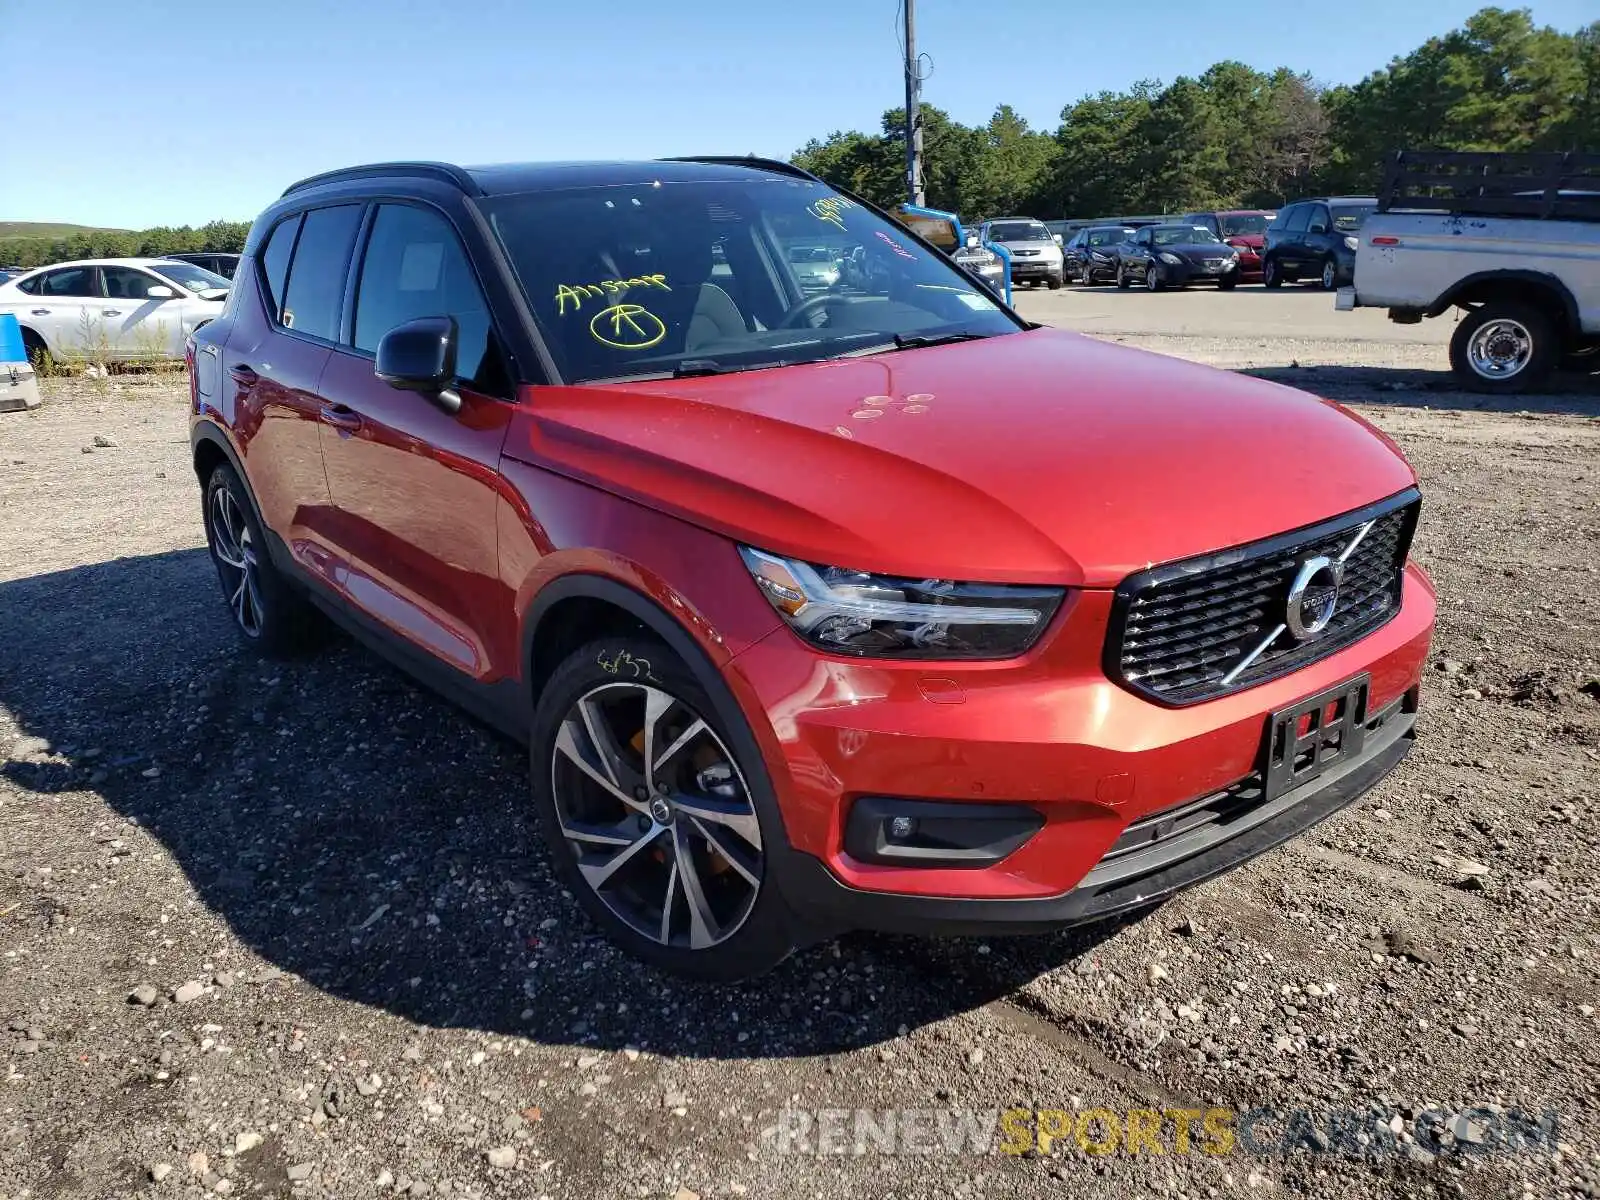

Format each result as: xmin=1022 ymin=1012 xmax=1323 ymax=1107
xmin=1 ymin=334 xmax=1598 ymax=1200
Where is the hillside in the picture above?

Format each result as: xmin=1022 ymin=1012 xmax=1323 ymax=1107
xmin=0 ymin=221 xmax=129 ymax=239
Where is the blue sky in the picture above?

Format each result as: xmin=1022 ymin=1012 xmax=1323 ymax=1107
xmin=1 ymin=0 xmax=1593 ymax=229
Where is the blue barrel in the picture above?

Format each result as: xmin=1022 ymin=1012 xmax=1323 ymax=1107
xmin=0 ymin=314 xmax=23 ymax=364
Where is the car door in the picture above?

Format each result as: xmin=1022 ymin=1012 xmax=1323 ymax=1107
xmin=17 ymin=265 xmax=98 ymax=357
xmin=1303 ymin=203 xmax=1333 ymax=264
xmin=315 ymin=200 xmax=518 ymax=681
xmin=97 ymin=264 xmax=183 ymax=358
xmin=1278 ymin=204 xmax=1311 ymax=270
xmin=1129 ymin=228 xmax=1153 ymax=277
xmin=224 ymin=205 xmax=363 ymax=572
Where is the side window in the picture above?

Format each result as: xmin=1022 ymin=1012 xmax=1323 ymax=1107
xmin=15 ymin=274 xmax=41 ymax=295
xmin=101 ymin=266 xmax=159 ymax=299
xmin=258 ymin=214 xmax=300 ymax=322
xmin=1308 ymin=205 xmax=1331 ymax=234
xmin=1284 ymin=205 xmax=1311 ymax=234
xmin=352 ymin=203 xmax=504 ymax=394
xmin=280 ymin=204 xmax=362 ymax=341
xmin=39 ymin=267 xmax=97 ymax=297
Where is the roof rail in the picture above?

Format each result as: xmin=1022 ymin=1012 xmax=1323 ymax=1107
xmin=281 ymin=161 xmax=483 ymax=198
xmin=660 ymin=155 xmax=821 ymax=183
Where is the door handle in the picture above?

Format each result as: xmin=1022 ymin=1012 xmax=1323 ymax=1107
xmin=103 ymin=309 xmax=122 ymax=317
xmin=320 ymin=403 xmax=364 ymax=433
xmin=30 ymin=308 xmax=49 ymax=315
xmin=227 ymin=363 xmax=258 ymax=384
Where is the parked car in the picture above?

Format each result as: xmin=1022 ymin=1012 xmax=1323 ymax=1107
xmin=978 ymin=217 xmax=1063 ymax=288
xmin=165 ymin=251 xmax=241 ymax=279
xmin=1339 ymin=150 xmax=1600 ymax=392
xmin=951 ymin=240 xmax=1006 ymax=295
xmin=189 ymin=156 xmax=1433 ymax=980
xmin=0 ymin=257 xmax=229 ymax=364
xmin=1262 ymin=198 xmax=1376 ymax=290
xmin=1063 ymin=225 xmax=1135 ymax=285
xmin=1115 ymin=224 xmax=1242 ymax=290
xmin=786 ymin=245 xmax=841 ymax=292
xmin=1181 ymin=210 xmax=1275 ymax=281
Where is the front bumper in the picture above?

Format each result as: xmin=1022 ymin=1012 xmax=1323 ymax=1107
xmin=728 ymin=562 xmax=1434 ymax=934
xmin=1010 ymin=258 xmax=1061 ymax=278
xmin=1167 ymin=259 xmax=1242 ymax=285
xmin=773 ymin=696 xmax=1415 ymax=934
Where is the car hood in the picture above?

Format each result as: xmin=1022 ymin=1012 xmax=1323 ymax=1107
xmin=1226 ymin=234 xmax=1265 ymax=250
xmin=509 ymin=329 xmax=1416 ymax=588
xmin=1162 ymin=243 xmax=1236 ymax=260
xmin=996 ymin=239 xmax=1059 ymax=254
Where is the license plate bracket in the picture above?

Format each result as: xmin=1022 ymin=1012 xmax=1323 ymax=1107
xmin=1263 ymin=675 xmax=1369 ymax=802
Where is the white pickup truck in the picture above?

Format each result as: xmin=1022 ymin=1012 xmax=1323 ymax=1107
xmin=1336 ymin=151 xmax=1600 ymax=393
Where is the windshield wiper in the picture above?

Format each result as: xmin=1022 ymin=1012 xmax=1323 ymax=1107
xmin=890 ymin=332 xmax=995 ymax=350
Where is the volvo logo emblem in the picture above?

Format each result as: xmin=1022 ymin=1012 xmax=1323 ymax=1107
xmin=1285 ymin=555 xmax=1342 ymax=641
xmin=648 ymin=795 xmax=674 ymax=825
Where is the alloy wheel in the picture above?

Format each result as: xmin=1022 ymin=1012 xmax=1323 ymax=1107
xmin=1321 ymin=259 xmax=1337 ymax=290
xmin=550 ymin=681 xmax=763 ymax=950
xmin=1146 ymin=264 xmax=1161 ymax=291
xmin=209 ymin=484 xmax=263 ymax=638
xmin=1466 ymin=318 xmax=1533 ymax=380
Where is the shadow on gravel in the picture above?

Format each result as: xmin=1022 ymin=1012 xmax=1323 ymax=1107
xmin=0 ymin=549 xmax=1126 ymax=1060
xmin=1240 ymin=363 xmax=1600 ymax=416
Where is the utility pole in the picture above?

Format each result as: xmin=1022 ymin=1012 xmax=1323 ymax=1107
xmin=903 ymin=0 xmax=924 ymax=206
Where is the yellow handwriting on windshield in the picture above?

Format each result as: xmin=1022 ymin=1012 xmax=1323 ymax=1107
xmin=809 ymin=197 xmax=856 ymax=230
xmin=555 ymin=274 xmax=671 ymax=315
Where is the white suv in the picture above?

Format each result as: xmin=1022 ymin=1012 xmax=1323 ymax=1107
xmin=0 ymin=257 xmax=229 ymax=364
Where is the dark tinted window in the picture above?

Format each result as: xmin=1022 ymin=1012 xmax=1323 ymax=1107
xmin=1307 ymin=205 xmax=1331 ymax=233
xmin=258 ymin=215 xmax=300 ymax=321
xmin=353 ymin=203 xmax=501 ymax=393
xmin=1332 ymin=204 xmax=1375 ymax=232
xmin=281 ymin=205 xmax=361 ymax=341
xmin=1284 ymin=205 xmax=1311 ymax=233
xmin=39 ymin=267 xmax=97 ymax=297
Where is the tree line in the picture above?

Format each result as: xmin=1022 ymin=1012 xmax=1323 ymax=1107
xmin=0 ymin=220 xmax=252 ymax=271
xmin=792 ymin=6 xmax=1600 ymax=221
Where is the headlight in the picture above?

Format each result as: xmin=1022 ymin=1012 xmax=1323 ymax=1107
xmin=1090 ymin=251 xmax=1110 ymax=262
xmin=739 ymin=547 xmax=1063 ymax=660
xmin=1159 ymin=252 xmax=1183 ymax=265
xmin=1343 ymin=236 xmax=1359 ymax=252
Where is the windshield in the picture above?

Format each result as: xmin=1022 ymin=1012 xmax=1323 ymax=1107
xmin=987 ymin=221 xmax=1051 ymax=243
xmin=1220 ymin=214 xmax=1271 ymax=236
xmin=151 ymin=262 xmax=230 ymax=293
xmin=482 ymin=178 xmax=1018 ymax=383
xmin=1332 ymin=205 xmax=1376 ymax=232
xmin=1152 ymin=226 xmax=1221 ymax=246
xmin=1087 ymin=228 xmax=1131 ymax=247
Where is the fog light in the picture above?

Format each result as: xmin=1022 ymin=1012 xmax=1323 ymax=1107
xmin=887 ymin=816 xmax=917 ymax=841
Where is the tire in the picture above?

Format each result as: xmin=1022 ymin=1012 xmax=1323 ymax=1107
xmin=529 ymin=636 xmax=798 ymax=981
xmin=1145 ymin=263 xmax=1163 ymax=292
xmin=1046 ymin=274 xmax=1062 ymax=290
xmin=1116 ymin=264 xmax=1129 ymax=290
xmin=1262 ymin=256 xmax=1282 ymax=289
xmin=1217 ymin=276 xmax=1238 ymax=291
xmin=1448 ymin=301 xmax=1557 ymax=394
xmin=1079 ymin=262 xmax=1094 ymax=286
xmin=201 ymin=462 xmax=321 ymax=657
xmin=1320 ymin=258 xmax=1338 ymax=291
xmin=19 ymin=327 xmax=52 ymax=372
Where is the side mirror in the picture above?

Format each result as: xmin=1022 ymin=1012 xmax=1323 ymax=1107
xmin=146 ymin=285 xmax=176 ymax=299
xmin=375 ymin=315 xmax=461 ymax=414
xmin=1053 ymin=234 xmax=1063 ymax=244
xmin=1309 ymin=223 xmax=1328 ymax=235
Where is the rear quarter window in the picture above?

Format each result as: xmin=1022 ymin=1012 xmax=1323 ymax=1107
xmin=258 ymin=214 xmax=301 ymax=322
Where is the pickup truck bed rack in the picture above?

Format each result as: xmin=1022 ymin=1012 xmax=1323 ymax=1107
xmin=1379 ymin=150 xmax=1600 ymax=222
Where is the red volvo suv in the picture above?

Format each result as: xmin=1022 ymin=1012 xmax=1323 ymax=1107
xmin=188 ymin=158 xmax=1435 ymax=979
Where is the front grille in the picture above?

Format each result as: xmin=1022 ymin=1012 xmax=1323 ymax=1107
xmin=1106 ymin=490 xmax=1419 ymax=705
